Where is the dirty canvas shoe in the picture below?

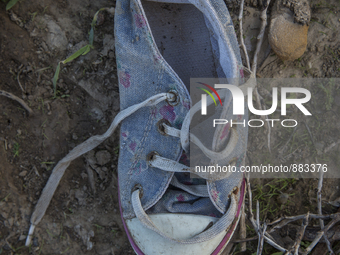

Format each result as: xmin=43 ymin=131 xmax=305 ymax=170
xmin=115 ymin=0 xmax=248 ymax=254
xmin=25 ymin=0 xmax=248 ymax=254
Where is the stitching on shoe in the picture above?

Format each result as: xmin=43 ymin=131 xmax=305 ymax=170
xmin=123 ymin=0 xmax=190 ymax=219
xmin=138 ymin=69 xmax=184 ymax=213
xmin=124 ymin=68 xmax=164 ymax=218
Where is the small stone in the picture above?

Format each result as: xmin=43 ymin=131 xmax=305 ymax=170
xmin=81 ymin=172 xmax=88 ymax=179
xmin=1 ymin=211 xmax=8 ymax=219
xmin=307 ymin=61 xmax=312 ymax=69
xmin=108 ymin=51 xmax=115 ymax=59
xmin=72 ymin=133 xmax=78 ymax=140
xmin=19 ymin=170 xmax=28 ymax=177
xmin=95 ymin=150 xmax=111 ymax=166
xmin=268 ymin=0 xmax=310 ymax=61
xmin=19 ymin=235 xmax=27 ymax=241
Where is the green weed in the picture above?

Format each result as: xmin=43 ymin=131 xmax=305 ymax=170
xmin=13 ymin=142 xmax=19 ymax=157
xmin=52 ymin=7 xmax=111 ymax=97
xmin=3 ymin=0 xmax=20 ymax=10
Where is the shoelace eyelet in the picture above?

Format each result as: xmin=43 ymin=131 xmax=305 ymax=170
xmin=166 ymin=90 xmax=180 ymax=106
xmin=157 ymin=119 xmax=171 ymax=136
xmin=232 ymin=186 xmax=239 ymax=195
xmin=146 ymin=151 xmax=159 ymax=166
xmin=132 ymin=184 xmax=143 ymax=198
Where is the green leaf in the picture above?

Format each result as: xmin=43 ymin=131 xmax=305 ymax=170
xmin=91 ymin=8 xmax=105 ymax=27
xmin=82 ymin=45 xmax=92 ymax=55
xmin=6 ymin=0 xmax=20 ymax=10
xmin=62 ymin=45 xmax=89 ymax=64
xmin=89 ymin=8 xmax=106 ymax=45
xmin=52 ymin=62 xmax=61 ymax=98
xmin=89 ymin=27 xmax=94 ymax=46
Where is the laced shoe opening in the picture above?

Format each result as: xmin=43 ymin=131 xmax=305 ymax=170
xmin=142 ymin=0 xmax=220 ymax=90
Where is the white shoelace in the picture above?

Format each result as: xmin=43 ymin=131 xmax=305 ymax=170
xmin=130 ymin=90 xmax=240 ymax=244
xmin=25 ymin=79 xmax=255 ymax=245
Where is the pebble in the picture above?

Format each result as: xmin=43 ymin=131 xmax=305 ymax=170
xmin=269 ymin=16 xmax=308 ymax=61
xmin=268 ymin=0 xmax=310 ymax=61
xmin=19 ymin=235 xmax=27 ymax=241
xmin=19 ymin=170 xmax=28 ymax=177
xmin=95 ymin=150 xmax=111 ymax=166
xmin=308 ymin=61 xmax=312 ymax=69
xmin=72 ymin=133 xmax=78 ymax=140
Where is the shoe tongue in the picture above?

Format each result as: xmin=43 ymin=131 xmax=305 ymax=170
xmin=145 ymin=0 xmax=190 ymax=3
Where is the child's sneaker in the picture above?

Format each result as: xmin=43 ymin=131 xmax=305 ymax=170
xmin=115 ymin=0 xmax=247 ymax=254
xmin=26 ymin=0 xmax=248 ymax=254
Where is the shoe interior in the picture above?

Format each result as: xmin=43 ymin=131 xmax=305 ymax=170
xmin=142 ymin=0 xmax=225 ymax=217
xmin=142 ymin=0 xmax=222 ymax=89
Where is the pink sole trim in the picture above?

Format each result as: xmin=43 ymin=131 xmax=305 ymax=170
xmin=118 ymin=178 xmax=246 ymax=255
xmin=118 ymin=184 xmax=145 ymax=255
xmin=211 ymin=178 xmax=246 ymax=255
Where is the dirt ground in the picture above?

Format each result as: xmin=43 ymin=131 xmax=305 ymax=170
xmin=0 ymin=0 xmax=340 ymax=254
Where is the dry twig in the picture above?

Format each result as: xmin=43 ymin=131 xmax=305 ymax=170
xmin=239 ymin=0 xmax=272 ymax=152
xmin=0 ymin=90 xmax=34 ymax=115
xmin=17 ymin=66 xmax=25 ymax=92
xmin=238 ymin=0 xmax=250 ymax=70
xmin=251 ymin=0 xmax=270 ymax=74
xmin=239 ymin=203 xmax=247 ymax=251
xmin=257 ymin=222 xmax=267 ymax=255
xmin=324 ymin=139 xmax=340 ymax=154
xmin=292 ymin=212 xmax=309 ymax=255
xmin=302 ymin=214 xmax=340 ymax=255
xmin=316 ymin=168 xmax=334 ymax=254
xmin=246 ymin=175 xmax=287 ymax=253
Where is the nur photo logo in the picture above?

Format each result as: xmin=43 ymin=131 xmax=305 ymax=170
xmin=197 ymin=82 xmax=223 ymax=115
xmin=197 ymin=81 xmax=312 ymax=128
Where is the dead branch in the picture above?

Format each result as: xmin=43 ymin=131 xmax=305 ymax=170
xmin=252 ymin=0 xmax=270 ymax=74
xmin=17 ymin=66 xmax=25 ymax=92
xmin=257 ymin=222 xmax=267 ymax=255
xmin=234 ymin=223 xmax=340 ymax=244
xmin=292 ymin=212 xmax=309 ymax=255
xmin=240 ymin=203 xmax=247 ymax=251
xmin=0 ymin=90 xmax=34 ymax=116
xmin=233 ymin=236 xmax=258 ymax=243
xmin=268 ymin=213 xmax=340 ymax=227
xmin=302 ymin=214 xmax=340 ymax=255
xmin=324 ymin=139 xmax=340 ymax=153
xmin=246 ymin=175 xmax=287 ymax=253
xmin=317 ymin=167 xmax=334 ymax=254
xmin=238 ymin=0 xmax=250 ymax=70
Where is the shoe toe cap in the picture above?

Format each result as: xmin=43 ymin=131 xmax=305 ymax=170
xmin=126 ymin=214 xmax=231 ymax=255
